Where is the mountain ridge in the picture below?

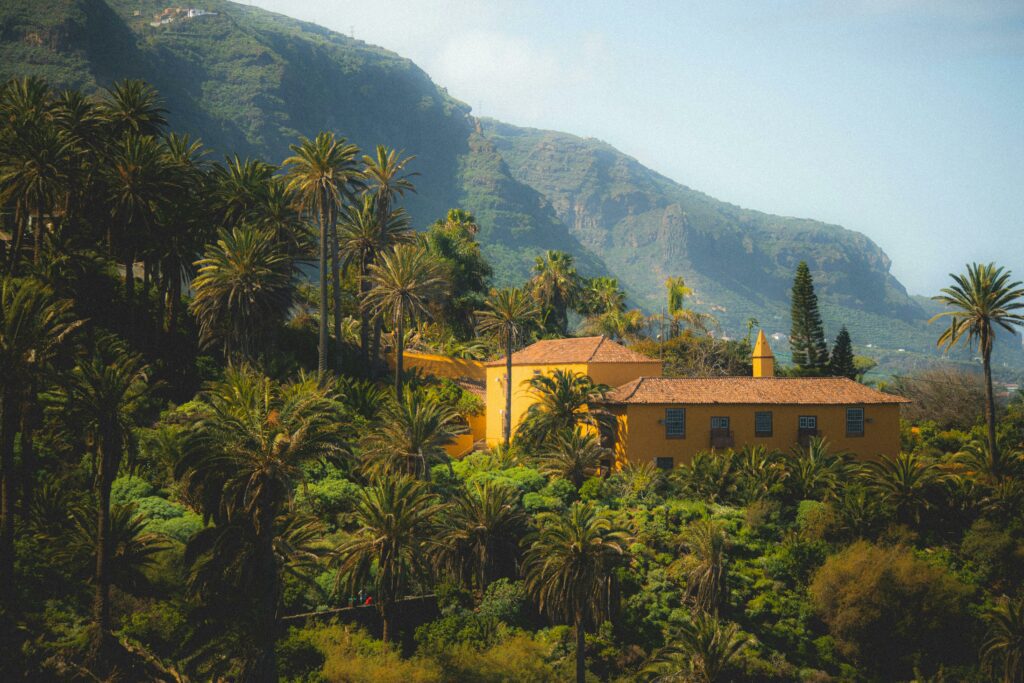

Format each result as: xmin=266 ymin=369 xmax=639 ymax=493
xmin=1 ymin=0 xmax=1020 ymax=370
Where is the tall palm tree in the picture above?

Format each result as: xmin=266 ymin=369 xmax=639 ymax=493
xmin=283 ymin=132 xmax=363 ymax=377
xmin=0 ymin=277 xmax=81 ymax=606
xmin=644 ymin=612 xmax=748 ymax=683
xmin=360 ymin=387 xmax=465 ymax=480
xmin=475 ymin=287 xmax=540 ymax=447
xmin=209 ymin=156 xmax=278 ymax=229
xmin=333 ymin=474 xmax=444 ymax=643
xmin=672 ymin=519 xmax=728 ymax=614
xmin=516 ymin=369 xmax=612 ymax=449
xmin=338 ymin=196 xmax=415 ymax=369
xmin=538 ymin=427 xmax=608 ymax=490
xmin=362 ymin=146 xmax=417 ymax=372
xmin=57 ymin=337 xmax=151 ymax=659
xmin=99 ymin=79 xmax=168 ymax=138
xmin=863 ymin=452 xmax=943 ymax=526
xmin=981 ymin=595 xmax=1024 ymax=683
xmin=530 ymin=250 xmax=583 ymax=335
xmin=931 ymin=263 xmax=1024 ymax=465
xmin=102 ymin=132 xmax=174 ymax=315
xmin=189 ymin=226 xmax=294 ymax=362
xmin=176 ymin=368 xmax=346 ymax=681
xmin=365 ymin=244 xmax=447 ymax=393
xmin=434 ymin=480 xmax=527 ymax=594
xmin=524 ymin=501 xmax=629 ymax=683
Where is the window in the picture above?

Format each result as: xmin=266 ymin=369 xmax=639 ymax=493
xmin=799 ymin=415 xmax=817 ymax=431
xmin=754 ymin=411 xmax=773 ymax=436
xmin=655 ymin=457 xmax=674 ymax=470
xmin=711 ymin=416 xmax=730 ymax=430
xmin=846 ymin=408 xmax=865 ymax=437
xmin=665 ymin=408 xmax=686 ymax=438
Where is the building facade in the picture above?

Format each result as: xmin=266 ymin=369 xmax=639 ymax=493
xmin=484 ymin=336 xmax=663 ymax=446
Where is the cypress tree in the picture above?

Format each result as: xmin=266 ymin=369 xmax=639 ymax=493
xmin=789 ymin=261 xmax=829 ymax=374
xmin=829 ymin=325 xmax=857 ymax=379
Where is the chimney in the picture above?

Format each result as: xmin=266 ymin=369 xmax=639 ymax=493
xmin=752 ymin=330 xmax=774 ymax=378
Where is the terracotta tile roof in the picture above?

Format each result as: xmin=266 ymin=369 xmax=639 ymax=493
xmin=485 ymin=336 xmax=659 ymax=367
xmin=600 ymin=376 xmax=910 ymax=405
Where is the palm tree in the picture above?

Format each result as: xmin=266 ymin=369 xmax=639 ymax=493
xmin=931 ymin=263 xmax=1024 ymax=466
xmin=784 ymin=437 xmax=856 ymax=503
xmin=283 ymin=132 xmax=363 ymax=377
xmin=644 ymin=612 xmax=748 ymax=683
xmin=189 ymin=226 xmax=294 ymax=362
xmin=524 ymin=501 xmax=629 ymax=683
xmin=176 ymin=368 xmax=346 ymax=680
xmin=530 ymin=250 xmax=583 ymax=335
xmin=338 ymin=196 xmax=415 ymax=369
xmin=210 ymin=156 xmax=278 ymax=229
xmin=57 ymin=337 xmax=151 ymax=659
xmin=672 ymin=519 xmax=728 ymax=613
xmin=955 ymin=439 xmax=1024 ymax=485
xmin=863 ymin=452 xmax=943 ymax=526
xmin=733 ymin=444 xmax=787 ymax=503
xmin=102 ymin=132 xmax=174 ymax=315
xmin=0 ymin=122 xmax=70 ymax=268
xmin=475 ymin=287 xmax=540 ymax=447
xmin=516 ymin=369 xmax=612 ymax=449
xmin=333 ymin=474 xmax=444 ymax=643
xmin=99 ymin=79 xmax=167 ymax=138
xmin=664 ymin=275 xmax=717 ymax=336
xmin=434 ymin=480 xmax=527 ymax=594
xmin=981 ymin=595 xmax=1024 ymax=683
xmin=538 ymin=427 xmax=608 ymax=490
xmin=0 ymin=278 xmax=81 ymax=605
xmin=365 ymin=244 xmax=447 ymax=393
xmin=361 ymin=387 xmax=465 ymax=480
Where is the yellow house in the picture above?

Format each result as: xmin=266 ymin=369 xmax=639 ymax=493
xmin=599 ymin=332 xmax=909 ymax=468
xmin=484 ymin=336 xmax=663 ymax=446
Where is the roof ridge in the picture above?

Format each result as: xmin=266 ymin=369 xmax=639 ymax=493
xmin=588 ymin=335 xmax=607 ymax=362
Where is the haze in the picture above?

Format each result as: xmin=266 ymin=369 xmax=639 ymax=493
xmin=245 ymin=0 xmax=1024 ymax=296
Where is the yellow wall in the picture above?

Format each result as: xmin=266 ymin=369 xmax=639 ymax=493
xmin=385 ymin=351 xmax=486 ymax=382
xmin=485 ymin=363 xmax=588 ymax=445
xmin=484 ymin=361 xmax=663 ymax=445
xmin=446 ymin=413 xmax=487 ymax=459
xmin=612 ymin=403 xmax=902 ymax=467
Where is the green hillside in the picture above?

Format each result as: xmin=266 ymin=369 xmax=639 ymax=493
xmin=1 ymin=0 xmax=1020 ymax=369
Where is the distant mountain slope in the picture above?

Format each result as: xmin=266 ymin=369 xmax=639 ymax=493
xmin=1 ymin=0 xmax=1020 ymax=368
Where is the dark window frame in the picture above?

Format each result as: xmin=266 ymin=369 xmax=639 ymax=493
xmin=710 ymin=416 xmax=731 ymax=431
xmin=798 ymin=415 xmax=818 ymax=431
xmin=846 ymin=407 xmax=865 ymax=437
xmin=754 ymin=410 xmax=773 ymax=437
xmin=655 ymin=456 xmax=675 ymax=470
xmin=665 ymin=407 xmax=686 ymax=439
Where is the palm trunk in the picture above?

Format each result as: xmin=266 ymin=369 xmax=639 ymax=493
xmin=575 ymin=610 xmax=586 ymax=683
xmin=251 ymin=527 xmax=279 ymax=683
xmin=34 ymin=194 xmax=44 ymax=264
xmin=329 ymin=200 xmax=344 ymax=374
xmin=19 ymin=398 xmax=37 ymax=518
xmin=318 ymin=208 xmax=329 ymax=379
xmin=6 ymin=203 xmax=25 ymax=276
xmin=0 ymin=390 xmax=19 ymax=607
xmin=371 ymin=315 xmax=384 ymax=378
xmin=504 ymin=336 xmax=513 ymax=448
xmin=92 ymin=439 xmax=117 ymax=658
xmin=983 ymin=345 xmax=999 ymax=465
xmin=381 ymin=606 xmax=391 ymax=644
xmin=359 ymin=259 xmax=371 ymax=371
xmin=395 ymin=315 xmax=404 ymax=394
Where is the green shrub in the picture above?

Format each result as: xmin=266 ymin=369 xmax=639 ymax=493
xmin=111 ymin=476 xmax=155 ymax=505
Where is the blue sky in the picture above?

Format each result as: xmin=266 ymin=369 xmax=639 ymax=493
xmin=247 ymin=0 xmax=1024 ymax=296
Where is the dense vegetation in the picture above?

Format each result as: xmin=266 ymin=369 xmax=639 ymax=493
xmin=3 ymin=75 xmax=1024 ymax=683
xmin=2 ymin=0 xmax=1019 ymax=374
